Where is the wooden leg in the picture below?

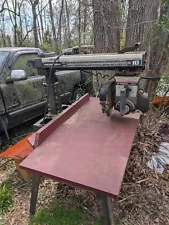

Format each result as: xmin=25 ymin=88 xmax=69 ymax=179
xmin=97 ymin=194 xmax=114 ymax=225
xmin=15 ymin=159 xmax=33 ymax=182
xmin=30 ymin=174 xmax=41 ymax=215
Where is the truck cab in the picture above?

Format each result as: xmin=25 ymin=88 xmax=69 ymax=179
xmin=0 ymin=47 xmax=93 ymax=138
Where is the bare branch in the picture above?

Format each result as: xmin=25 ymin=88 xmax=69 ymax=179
xmin=0 ymin=7 xmax=20 ymax=15
xmin=36 ymin=1 xmax=49 ymax=16
xmin=0 ymin=0 xmax=7 ymax=13
xmin=18 ymin=28 xmax=34 ymax=46
xmin=0 ymin=0 xmax=20 ymax=15
xmin=37 ymin=0 xmax=61 ymax=16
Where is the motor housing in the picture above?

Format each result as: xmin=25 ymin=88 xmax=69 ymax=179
xmin=99 ymin=76 xmax=150 ymax=116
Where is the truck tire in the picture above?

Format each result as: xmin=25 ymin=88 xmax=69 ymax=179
xmin=72 ymin=87 xmax=84 ymax=102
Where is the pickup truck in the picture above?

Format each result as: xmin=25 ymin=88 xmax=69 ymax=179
xmin=0 ymin=47 xmax=93 ymax=139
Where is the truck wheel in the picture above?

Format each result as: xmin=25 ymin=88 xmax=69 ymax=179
xmin=72 ymin=87 xmax=84 ymax=101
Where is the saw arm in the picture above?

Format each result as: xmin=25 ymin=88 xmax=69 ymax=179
xmin=34 ymin=52 xmax=147 ymax=74
xmin=33 ymin=51 xmax=150 ymax=117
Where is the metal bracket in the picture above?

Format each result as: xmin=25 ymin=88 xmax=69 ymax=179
xmin=120 ymin=84 xmax=131 ymax=116
xmin=120 ymin=88 xmax=127 ymax=116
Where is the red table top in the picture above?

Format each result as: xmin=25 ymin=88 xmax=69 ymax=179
xmin=20 ymin=97 xmax=140 ymax=197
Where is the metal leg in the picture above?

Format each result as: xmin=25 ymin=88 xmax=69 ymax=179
xmin=30 ymin=174 xmax=41 ymax=215
xmin=97 ymin=194 xmax=114 ymax=225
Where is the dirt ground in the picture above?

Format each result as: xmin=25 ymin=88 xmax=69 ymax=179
xmin=1 ymin=109 xmax=169 ymax=225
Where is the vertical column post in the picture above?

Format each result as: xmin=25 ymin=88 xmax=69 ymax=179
xmin=45 ymin=71 xmax=58 ymax=115
xmin=97 ymin=194 xmax=114 ymax=225
xmin=30 ymin=174 xmax=41 ymax=215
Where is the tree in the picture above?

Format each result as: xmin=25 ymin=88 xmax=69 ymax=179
xmin=126 ymin=0 xmax=160 ymax=50
xmin=5 ymin=0 xmax=22 ymax=46
xmin=126 ymin=0 xmax=169 ymax=96
xmin=65 ymin=0 xmax=71 ymax=47
xmin=57 ymin=0 xmax=64 ymax=51
xmin=29 ymin=0 xmax=39 ymax=47
xmin=93 ymin=0 xmax=121 ymax=53
xmin=49 ymin=0 xmax=58 ymax=52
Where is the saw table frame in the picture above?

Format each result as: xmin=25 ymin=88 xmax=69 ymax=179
xmin=20 ymin=94 xmax=140 ymax=225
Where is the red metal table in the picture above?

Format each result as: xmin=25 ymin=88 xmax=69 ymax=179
xmin=20 ymin=94 xmax=140 ymax=224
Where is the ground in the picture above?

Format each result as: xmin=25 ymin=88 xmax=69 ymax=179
xmin=0 ymin=109 xmax=169 ymax=225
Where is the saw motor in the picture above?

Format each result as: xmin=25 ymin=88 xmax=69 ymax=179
xmin=99 ymin=76 xmax=149 ymax=116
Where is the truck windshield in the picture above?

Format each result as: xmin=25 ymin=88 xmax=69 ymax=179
xmin=0 ymin=51 xmax=10 ymax=75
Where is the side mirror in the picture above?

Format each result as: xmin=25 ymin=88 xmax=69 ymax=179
xmin=6 ymin=70 xmax=27 ymax=83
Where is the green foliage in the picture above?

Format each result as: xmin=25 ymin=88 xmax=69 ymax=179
xmin=0 ymin=182 xmax=13 ymax=213
xmin=30 ymin=204 xmax=101 ymax=225
xmin=6 ymin=35 xmax=12 ymax=47
xmin=120 ymin=32 xmax=126 ymax=49
xmin=0 ymin=35 xmax=12 ymax=47
xmin=159 ymin=1 xmax=169 ymax=31
xmin=156 ymin=71 xmax=169 ymax=96
xmin=20 ymin=39 xmax=34 ymax=47
xmin=152 ymin=0 xmax=169 ymax=44
xmin=40 ymin=42 xmax=53 ymax=52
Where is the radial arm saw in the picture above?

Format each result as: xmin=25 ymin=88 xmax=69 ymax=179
xmin=34 ymin=51 xmax=150 ymax=117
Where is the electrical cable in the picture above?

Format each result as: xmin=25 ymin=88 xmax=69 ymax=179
xmin=79 ymin=70 xmax=115 ymax=98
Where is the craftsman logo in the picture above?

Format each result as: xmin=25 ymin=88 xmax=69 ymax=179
xmin=132 ymin=60 xmax=140 ymax=66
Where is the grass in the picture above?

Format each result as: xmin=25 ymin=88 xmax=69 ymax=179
xmin=30 ymin=204 xmax=101 ymax=225
xmin=0 ymin=181 xmax=13 ymax=213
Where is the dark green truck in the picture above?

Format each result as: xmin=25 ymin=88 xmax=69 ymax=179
xmin=0 ymin=47 xmax=93 ymax=138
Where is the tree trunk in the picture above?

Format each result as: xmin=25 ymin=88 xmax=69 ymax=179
xmin=1 ymin=13 xmax=6 ymax=47
xmin=38 ymin=3 xmax=44 ymax=42
xmin=82 ymin=0 xmax=87 ymax=45
xmin=31 ymin=1 xmax=39 ymax=48
xmin=78 ymin=0 xmax=81 ymax=50
xmin=92 ymin=0 xmax=121 ymax=94
xmin=93 ymin=0 xmax=121 ymax=53
xmin=57 ymin=0 xmax=64 ymax=52
xmin=6 ymin=0 xmax=16 ymax=46
xmin=37 ymin=16 xmax=42 ymax=45
xmin=126 ymin=0 xmax=169 ymax=99
xmin=43 ymin=7 xmax=47 ymax=35
xmin=65 ymin=0 xmax=71 ymax=47
xmin=126 ymin=0 xmax=159 ymax=50
xmin=14 ymin=0 xmax=17 ymax=46
xmin=23 ymin=3 xmax=29 ymax=37
xmin=49 ymin=0 xmax=58 ymax=52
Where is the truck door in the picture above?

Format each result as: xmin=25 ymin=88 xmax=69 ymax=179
xmin=2 ymin=52 xmax=46 ymax=127
xmin=56 ymin=70 xmax=81 ymax=104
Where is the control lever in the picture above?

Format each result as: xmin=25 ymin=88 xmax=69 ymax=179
xmin=120 ymin=84 xmax=131 ymax=116
xmin=120 ymin=89 xmax=127 ymax=116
